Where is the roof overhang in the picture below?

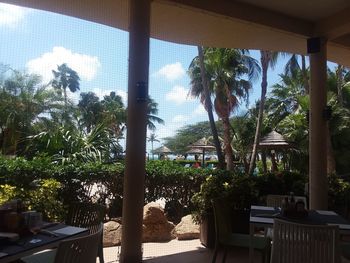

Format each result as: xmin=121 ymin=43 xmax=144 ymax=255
xmin=2 ymin=0 xmax=350 ymax=66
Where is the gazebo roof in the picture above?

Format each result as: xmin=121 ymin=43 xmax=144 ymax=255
xmin=188 ymin=137 xmax=216 ymax=150
xmin=152 ymin=145 xmax=172 ymax=154
xmin=258 ymin=130 xmax=292 ymax=149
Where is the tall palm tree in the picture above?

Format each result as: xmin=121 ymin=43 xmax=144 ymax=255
xmin=0 ymin=70 xmax=59 ymax=155
xmin=147 ymin=97 xmax=164 ymax=131
xmin=101 ymin=91 xmax=126 ymax=143
xmin=78 ymin=92 xmax=103 ymax=133
xmin=284 ymin=54 xmax=309 ymax=94
xmin=189 ymin=48 xmax=260 ymax=170
xmin=51 ymin=63 xmax=80 ymax=114
xmin=249 ymin=51 xmax=280 ymax=175
xmin=147 ymin=132 xmax=160 ymax=159
xmin=188 ymin=46 xmax=225 ymax=169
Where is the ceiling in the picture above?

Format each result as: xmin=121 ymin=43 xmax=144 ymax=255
xmin=2 ymin=0 xmax=350 ymax=66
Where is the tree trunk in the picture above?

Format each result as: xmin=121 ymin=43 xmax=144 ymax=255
xmin=197 ymin=46 xmax=225 ymax=169
xmin=262 ymin=150 xmax=267 ymax=173
xmin=301 ymin=55 xmax=309 ymax=94
xmin=336 ymin=64 xmax=344 ymax=105
xmin=222 ymin=116 xmax=234 ymax=171
xmin=248 ymin=51 xmax=268 ymax=175
xmin=327 ymin=124 xmax=336 ymax=174
xmin=271 ymin=151 xmax=278 ymax=172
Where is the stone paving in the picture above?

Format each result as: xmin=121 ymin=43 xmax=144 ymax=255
xmin=101 ymin=239 xmax=263 ymax=263
xmin=101 ymin=239 xmax=350 ymax=263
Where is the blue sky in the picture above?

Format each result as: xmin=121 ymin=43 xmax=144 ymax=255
xmin=0 ymin=3 xmax=293 ymax=152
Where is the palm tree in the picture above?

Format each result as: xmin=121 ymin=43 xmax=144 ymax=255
xmin=78 ymin=92 xmax=103 ymax=133
xmin=101 ymin=91 xmax=126 ymax=145
xmin=249 ymin=50 xmax=280 ymax=175
xmin=147 ymin=133 xmax=160 ymax=159
xmin=51 ymin=63 xmax=80 ymax=119
xmin=284 ymin=54 xmax=309 ymax=94
xmin=147 ymin=97 xmax=164 ymax=131
xmin=0 ymin=70 xmax=60 ymax=155
xmin=188 ymin=46 xmax=225 ymax=169
xmin=189 ymin=48 xmax=260 ymax=170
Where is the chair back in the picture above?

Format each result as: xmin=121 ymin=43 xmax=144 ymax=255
xmin=266 ymin=194 xmax=308 ymax=209
xmin=54 ymin=223 xmax=103 ymax=263
xmin=271 ymin=218 xmax=340 ymax=263
xmin=212 ymin=198 xmax=233 ymax=244
xmin=66 ymin=202 xmax=105 ymax=234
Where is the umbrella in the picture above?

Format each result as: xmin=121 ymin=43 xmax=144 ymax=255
xmin=258 ymin=131 xmax=292 ymax=149
xmin=152 ymin=146 xmax=172 ymax=160
xmin=188 ymin=137 xmax=216 ymax=167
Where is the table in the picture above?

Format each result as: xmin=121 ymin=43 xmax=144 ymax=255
xmin=249 ymin=205 xmax=350 ymax=263
xmin=0 ymin=223 xmax=88 ymax=263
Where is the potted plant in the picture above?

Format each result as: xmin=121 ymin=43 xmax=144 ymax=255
xmin=191 ymin=170 xmax=257 ymax=248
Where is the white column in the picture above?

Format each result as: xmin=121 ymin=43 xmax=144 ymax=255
xmin=120 ymin=0 xmax=150 ymax=262
xmin=308 ymin=37 xmax=328 ymax=210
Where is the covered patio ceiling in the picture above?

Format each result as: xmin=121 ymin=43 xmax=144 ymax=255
xmin=1 ymin=0 xmax=350 ymax=66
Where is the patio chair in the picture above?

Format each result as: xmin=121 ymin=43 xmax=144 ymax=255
xmin=65 ymin=202 xmax=106 ymax=263
xmin=271 ymin=218 xmax=340 ymax=263
xmin=22 ymin=223 xmax=103 ymax=263
xmin=266 ymin=194 xmax=308 ymax=209
xmin=211 ymin=198 xmax=271 ymax=263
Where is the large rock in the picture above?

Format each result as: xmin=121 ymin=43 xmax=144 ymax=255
xmin=103 ymin=221 xmax=122 ymax=247
xmin=142 ymin=202 xmax=175 ymax=242
xmin=173 ymin=215 xmax=200 ymax=240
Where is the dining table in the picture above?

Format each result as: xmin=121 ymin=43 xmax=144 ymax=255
xmin=0 ymin=222 xmax=88 ymax=263
xmin=249 ymin=205 xmax=350 ymax=263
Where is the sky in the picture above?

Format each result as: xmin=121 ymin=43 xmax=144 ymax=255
xmin=0 ymin=2 xmax=293 ymax=153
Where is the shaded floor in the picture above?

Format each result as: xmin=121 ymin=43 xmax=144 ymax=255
xmin=102 ymin=239 xmax=350 ymax=263
xmin=102 ymin=239 xmax=264 ymax=263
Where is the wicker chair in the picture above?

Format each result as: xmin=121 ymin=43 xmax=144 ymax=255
xmin=211 ymin=198 xmax=271 ymax=263
xmin=22 ymin=223 xmax=103 ymax=263
xmin=65 ymin=202 xmax=106 ymax=263
xmin=266 ymin=194 xmax=308 ymax=209
xmin=271 ymin=218 xmax=340 ymax=263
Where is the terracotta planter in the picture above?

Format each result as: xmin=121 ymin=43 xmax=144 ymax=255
xmin=199 ymin=208 xmax=251 ymax=248
xmin=231 ymin=209 xmax=250 ymax=234
xmin=199 ymin=212 xmax=215 ymax=248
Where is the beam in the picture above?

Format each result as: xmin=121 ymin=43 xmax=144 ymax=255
xmin=120 ymin=0 xmax=150 ymax=262
xmin=165 ymin=0 xmax=314 ymax=37
xmin=314 ymin=6 xmax=350 ymax=40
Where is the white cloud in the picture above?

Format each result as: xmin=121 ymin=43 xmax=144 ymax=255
xmin=26 ymin=46 xmax=101 ymax=83
xmin=165 ymin=85 xmax=194 ymax=105
xmin=0 ymin=3 xmax=27 ymax=28
xmin=193 ymin=104 xmax=207 ymax=116
xmin=172 ymin=114 xmax=189 ymax=123
xmin=154 ymin=62 xmax=185 ymax=81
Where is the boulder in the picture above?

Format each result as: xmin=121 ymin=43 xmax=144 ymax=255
xmin=173 ymin=215 xmax=200 ymax=240
xmin=103 ymin=221 xmax=122 ymax=247
xmin=142 ymin=202 xmax=175 ymax=242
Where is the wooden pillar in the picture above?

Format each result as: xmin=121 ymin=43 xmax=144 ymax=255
xmin=308 ymin=37 xmax=328 ymax=210
xmin=120 ymin=0 xmax=150 ymax=262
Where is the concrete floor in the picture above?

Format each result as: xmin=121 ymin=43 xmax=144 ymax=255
xmin=102 ymin=239 xmax=350 ymax=263
xmin=102 ymin=239 xmax=265 ymax=263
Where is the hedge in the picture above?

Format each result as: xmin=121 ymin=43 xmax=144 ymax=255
xmin=0 ymin=156 xmax=348 ymax=221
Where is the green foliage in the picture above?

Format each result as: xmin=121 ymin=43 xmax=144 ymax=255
xmin=328 ymin=174 xmax=350 ymax=216
xmin=27 ymin=179 xmax=64 ymax=221
xmin=191 ymin=171 xmax=307 ymax=222
xmin=254 ymin=172 xmax=307 ymax=199
xmin=191 ymin=171 xmax=257 ymax=221
xmin=145 ymin=160 xmax=209 ymax=208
